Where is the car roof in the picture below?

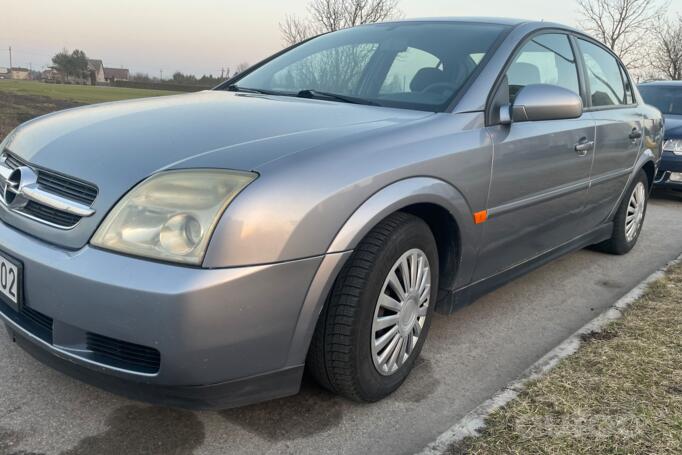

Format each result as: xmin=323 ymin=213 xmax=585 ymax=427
xmin=376 ymin=17 xmax=576 ymax=31
xmin=639 ymin=80 xmax=682 ymax=87
xmin=387 ymin=17 xmax=527 ymax=25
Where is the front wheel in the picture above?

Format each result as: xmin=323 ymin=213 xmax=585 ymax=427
xmin=306 ymin=212 xmax=439 ymax=402
xmin=595 ymin=170 xmax=649 ymax=255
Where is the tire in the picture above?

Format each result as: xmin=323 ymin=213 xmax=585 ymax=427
xmin=307 ymin=212 xmax=439 ymax=402
xmin=595 ymin=170 xmax=649 ymax=255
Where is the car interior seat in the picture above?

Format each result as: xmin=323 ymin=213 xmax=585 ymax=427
xmin=507 ymin=62 xmax=541 ymax=100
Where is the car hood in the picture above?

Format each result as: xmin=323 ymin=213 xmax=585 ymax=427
xmin=664 ymin=115 xmax=682 ymax=138
xmin=1 ymin=90 xmax=432 ymax=249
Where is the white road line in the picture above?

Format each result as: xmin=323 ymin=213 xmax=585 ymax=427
xmin=417 ymin=252 xmax=682 ymax=455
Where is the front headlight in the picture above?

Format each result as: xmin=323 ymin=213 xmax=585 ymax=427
xmin=91 ymin=169 xmax=257 ymax=265
xmin=663 ymin=139 xmax=682 ymax=155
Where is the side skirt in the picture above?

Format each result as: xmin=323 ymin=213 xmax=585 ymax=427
xmin=436 ymin=222 xmax=614 ymax=315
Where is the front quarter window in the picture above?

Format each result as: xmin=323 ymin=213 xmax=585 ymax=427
xmin=229 ymin=22 xmax=510 ymax=112
xmin=506 ymin=33 xmax=580 ymax=103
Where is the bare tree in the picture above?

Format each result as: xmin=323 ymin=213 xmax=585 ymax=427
xmin=280 ymin=0 xmax=402 ymax=46
xmin=234 ymin=62 xmax=250 ymax=75
xmin=649 ymin=16 xmax=682 ymax=80
xmin=281 ymin=15 xmax=314 ymax=46
xmin=576 ymin=0 xmax=669 ymax=70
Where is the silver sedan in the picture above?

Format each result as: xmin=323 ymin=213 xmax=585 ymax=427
xmin=0 ymin=17 xmax=662 ymax=408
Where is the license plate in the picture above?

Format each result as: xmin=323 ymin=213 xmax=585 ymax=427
xmin=0 ymin=251 xmax=22 ymax=312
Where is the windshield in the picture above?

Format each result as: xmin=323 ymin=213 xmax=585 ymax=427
xmin=639 ymin=85 xmax=682 ymax=115
xmin=226 ymin=21 xmax=510 ymax=112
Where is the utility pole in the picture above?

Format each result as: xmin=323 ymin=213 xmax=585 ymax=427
xmin=8 ymin=46 xmax=12 ymax=70
xmin=159 ymin=69 xmax=163 ymax=81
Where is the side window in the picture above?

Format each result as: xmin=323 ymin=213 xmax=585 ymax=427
xmin=470 ymin=53 xmax=485 ymax=64
xmin=578 ymin=39 xmax=628 ymax=107
xmin=379 ymin=47 xmax=441 ymax=94
xmin=506 ymin=33 xmax=580 ymax=102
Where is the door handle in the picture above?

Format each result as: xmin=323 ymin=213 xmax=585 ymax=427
xmin=574 ymin=139 xmax=594 ymax=156
xmin=629 ymin=129 xmax=642 ymax=140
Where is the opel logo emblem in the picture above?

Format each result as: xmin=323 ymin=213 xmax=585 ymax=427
xmin=3 ymin=166 xmax=37 ymax=209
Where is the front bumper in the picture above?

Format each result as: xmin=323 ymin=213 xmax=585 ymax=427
xmin=654 ymin=150 xmax=682 ymax=190
xmin=0 ymin=220 xmax=324 ymax=409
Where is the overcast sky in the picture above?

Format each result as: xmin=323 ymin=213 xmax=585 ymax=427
xmin=2 ymin=0 xmax=681 ymax=77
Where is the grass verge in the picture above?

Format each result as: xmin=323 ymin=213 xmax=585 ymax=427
xmin=449 ymin=262 xmax=682 ymax=455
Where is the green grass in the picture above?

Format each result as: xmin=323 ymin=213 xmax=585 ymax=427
xmin=450 ymin=263 xmax=682 ymax=455
xmin=0 ymin=80 xmax=181 ymax=104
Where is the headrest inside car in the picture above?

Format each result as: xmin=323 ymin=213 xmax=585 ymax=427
xmin=507 ymin=62 xmax=541 ymax=85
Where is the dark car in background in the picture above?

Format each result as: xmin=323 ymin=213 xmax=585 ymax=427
xmin=639 ymin=81 xmax=682 ymax=191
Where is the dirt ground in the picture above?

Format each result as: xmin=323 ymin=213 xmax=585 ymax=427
xmin=0 ymin=91 xmax=83 ymax=142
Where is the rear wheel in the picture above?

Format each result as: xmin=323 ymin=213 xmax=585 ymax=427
xmin=307 ymin=212 xmax=439 ymax=402
xmin=595 ymin=170 xmax=649 ymax=255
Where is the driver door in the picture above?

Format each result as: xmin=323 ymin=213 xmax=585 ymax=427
xmin=473 ymin=33 xmax=596 ymax=280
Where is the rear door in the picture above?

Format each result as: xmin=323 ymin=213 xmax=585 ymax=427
xmin=475 ymin=33 xmax=595 ymax=281
xmin=575 ymin=38 xmax=643 ymax=231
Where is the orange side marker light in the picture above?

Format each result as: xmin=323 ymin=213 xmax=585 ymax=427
xmin=473 ymin=210 xmax=488 ymax=224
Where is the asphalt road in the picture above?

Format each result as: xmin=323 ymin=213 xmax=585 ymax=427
xmin=1 ymin=194 xmax=681 ymax=455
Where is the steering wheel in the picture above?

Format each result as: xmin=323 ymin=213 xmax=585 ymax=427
xmin=420 ymin=82 xmax=456 ymax=95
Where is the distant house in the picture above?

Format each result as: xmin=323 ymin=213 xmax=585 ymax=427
xmin=104 ymin=67 xmax=130 ymax=82
xmin=10 ymin=68 xmax=30 ymax=80
xmin=0 ymin=67 xmax=8 ymax=79
xmin=42 ymin=67 xmax=62 ymax=81
xmin=87 ymin=59 xmax=106 ymax=85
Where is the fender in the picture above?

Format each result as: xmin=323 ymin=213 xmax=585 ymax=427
xmin=285 ymin=177 xmax=479 ymax=367
xmin=327 ymin=177 xmax=475 ymax=253
xmin=605 ymin=148 xmax=658 ymax=222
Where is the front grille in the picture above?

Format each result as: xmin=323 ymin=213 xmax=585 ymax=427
xmin=86 ymin=332 xmax=161 ymax=374
xmin=35 ymin=172 xmax=98 ymax=205
xmin=0 ymin=299 xmax=54 ymax=344
xmin=3 ymin=153 xmax=23 ymax=170
xmin=21 ymin=305 xmax=54 ymax=337
xmin=22 ymin=201 xmax=81 ymax=228
xmin=1 ymin=299 xmax=160 ymax=374
xmin=2 ymin=151 xmax=98 ymax=228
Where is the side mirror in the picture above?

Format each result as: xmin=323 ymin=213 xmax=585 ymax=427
xmin=499 ymin=84 xmax=583 ymax=125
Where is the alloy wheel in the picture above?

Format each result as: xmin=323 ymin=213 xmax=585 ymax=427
xmin=625 ymin=181 xmax=646 ymax=243
xmin=371 ymin=248 xmax=431 ymax=376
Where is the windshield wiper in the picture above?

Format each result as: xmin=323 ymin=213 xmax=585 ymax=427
xmin=297 ymin=89 xmax=381 ymax=106
xmin=225 ymin=84 xmax=279 ymax=95
xmin=226 ymin=85 xmax=381 ymax=106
